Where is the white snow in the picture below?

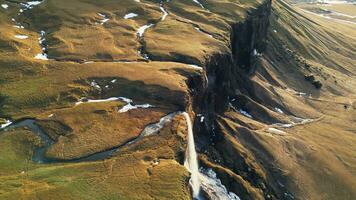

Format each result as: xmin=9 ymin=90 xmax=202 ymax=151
xmin=297 ymin=92 xmax=307 ymax=96
xmin=1 ymin=4 xmax=8 ymax=9
xmin=119 ymin=103 xmax=153 ymax=113
xmin=35 ymin=53 xmax=49 ymax=60
xmin=0 ymin=120 xmax=13 ymax=129
xmin=290 ymin=116 xmax=314 ymax=124
xmin=90 ymin=81 xmax=101 ymax=90
xmin=76 ymin=97 xmax=121 ymax=106
xmin=316 ymin=0 xmax=356 ymax=5
xmin=14 ymin=35 xmax=28 ymax=39
xmin=194 ymin=27 xmax=214 ymax=38
xmin=253 ymin=48 xmax=262 ymax=56
xmin=26 ymin=1 xmax=43 ymax=6
xmin=21 ymin=1 xmax=44 ymax=10
xmin=268 ymin=128 xmax=287 ymax=135
xmin=160 ymin=4 xmax=168 ymax=21
xmin=188 ymin=64 xmax=203 ymax=70
xmin=124 ymin=13 xmax=138 ymax=19
xmin=139 ymin=112 xmax=176 ymax=137
xmin=275 ymin=123 xmax=293 ymax=128
xmin=75 ymin=96 xmax=153 ymax=113
xmin=275 ymin=107 xmax=284 ymax=114
xmin=239 ymin=109 xmax=253 ymax=118
xmin=137 ymin=24 xmax=154 ymax=37
xmin=192 ymin=0 xmax=205 ymax=9
xmin=98 ymin=13 xmax=109 ymax=24
xmin=13 ymin=25 xmax=25 ymax=29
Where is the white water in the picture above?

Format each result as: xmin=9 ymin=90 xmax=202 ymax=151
xmin=183 ymin=112 xmax=201 ymax=198
xmin=199 ymin=168 xmax=241 ymax=200
xmin=182 ymin=112 xmax=241 ymax=199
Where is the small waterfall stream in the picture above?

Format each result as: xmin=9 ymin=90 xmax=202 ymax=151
xmin=182 ymin=112 xmax=241 ymax=200
xmin=183 ymin=112 xmax=201 ymax=199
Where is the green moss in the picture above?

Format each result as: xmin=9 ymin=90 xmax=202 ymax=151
xmin=0 ymin=129 xmax=41 ymax=175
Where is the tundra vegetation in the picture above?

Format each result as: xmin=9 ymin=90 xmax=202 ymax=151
xmin=0 ymin=0 xmax=355 ymax=199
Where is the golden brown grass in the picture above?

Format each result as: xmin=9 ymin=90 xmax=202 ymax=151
xmin=0 ymin=114 xmax=191 ymax=200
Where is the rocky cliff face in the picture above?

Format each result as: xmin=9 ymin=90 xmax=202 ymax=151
xmin=191 ymin=0 xmax=273 ymax=116
xmin=231 ymin=0 xmax=272 ymax=74
xmin=189 ymin=0 xmax=356 ymax=199
xmin=188 ymin=1 xmax=275 ymax=199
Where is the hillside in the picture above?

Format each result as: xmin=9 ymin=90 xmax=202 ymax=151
xmin=0 ymin=0 xmax=355 ymax=199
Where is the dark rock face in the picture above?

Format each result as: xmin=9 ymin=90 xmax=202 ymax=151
xmin=189 ymin=1 xmax=275 ymax=199
xmin=196 ymin=0 xmax=272 ymax=114
xmin=305 ymin=74 xmax=323 ymax=89
xmin=312 ymin=80 xmax=322 ymax=89
xmin=231 ymin=0 xmax=272 ymax=74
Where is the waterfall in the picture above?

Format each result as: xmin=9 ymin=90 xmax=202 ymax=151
xmin=183 ymin=112 xmax=201 ymax=199
xmin=182 ymin=112 xmax=241 ymax=200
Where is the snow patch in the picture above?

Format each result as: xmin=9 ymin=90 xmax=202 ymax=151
xmin=13 ymin=25 xmax=25 ymax=29
xmin=268 ymin=128 xmax=287 ymax=135
xmin=76 ymin=97 xmax=121 ymax=106
xmin=194 ymin=27 xmax=214 ymax=38
xmin=124 ymin=13 xmax=138 ymax=19
xmin=14 ymin=35 xmax=28 ymax=39
xmin=239 ymin=109 xmax=253 ymax=118
xmin=275 ymin=107 xmax=284 ymax=114
xmin=98 ymin=13 xmax=109 ymax=24
xmin=188 ymin=64 xmax=203 ymax=70
xmin=119 ymin=103 xmax=153 ymax=113
xmin=1 ymin=4 xmax=9 ymax=9
xmin=192 ymin=0 xmax=206 ymax=9
xmin=253 ymin=48 xmax=263 ymax=57
xmin=137 ymin=24 xmax=154 ymax=37
xmin=21 ymin=1 xmax=44 ymax=10
xmin=160 ymin=4 xmax=168 ymax=21
xmin=90 ymin=81 xmax=101 ymax=90
xmin=139 ymin=112 xmax=176 ymax=137
xmin=0 ymin=120 xmax=13 ymax=129
xmin=35 ymin=53 xmax=49 ymax=60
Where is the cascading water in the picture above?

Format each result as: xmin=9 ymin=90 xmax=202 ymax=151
xmin=182 ymin=112 xmax=241 ymax=200
xmin=183 ymin=112 xmax=201 ymax=199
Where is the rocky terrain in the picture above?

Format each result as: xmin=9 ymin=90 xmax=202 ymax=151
xmin=0 ymin=0 xmax=355 ymax=199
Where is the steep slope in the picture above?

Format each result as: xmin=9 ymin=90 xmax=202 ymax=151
xmin=200 ymin=0 xmax=356 ymax=200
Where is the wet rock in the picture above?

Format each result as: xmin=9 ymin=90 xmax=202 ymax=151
xmin=304 ymin=74 xmax=322 ymax=89
xmin=312 ymin=80 xmax=322 ymax=89
xmin=304 ymin=74 xmax=315 ymax=82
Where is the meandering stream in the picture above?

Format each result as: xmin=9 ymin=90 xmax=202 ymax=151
xmin=0 ymin=112 xmax=178 ymax=163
